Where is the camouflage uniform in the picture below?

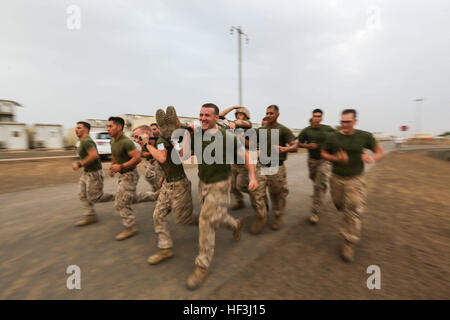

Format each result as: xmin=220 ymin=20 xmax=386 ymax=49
xmin=308 ymin=158 xmax=331 ymax=214
xmin=153 ymin=177 xmax=196 ymax=249
xmin=250 ymin=123 xmax=295 ymax=222
xmin=144 ymin=159 xmax=163 ymax=192
xmin=251 ymin=163 xmax=289 ymax=220
xmin=115 ymin=169 xmax=139 ymax=228
xmin=231 ymin=164 xmax=249 ymax=202
xmin=195 ymin=177 xmax=237 ymax=269
xmin=329 ymin=174 xmax=367 ymax=244
xmin=79 ymin=169 xmax=115 ymax=215
xmin=323 ymin=129 xmax=377 ymax=245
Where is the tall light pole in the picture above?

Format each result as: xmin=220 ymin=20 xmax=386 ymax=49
xmin=414 ymin=98 xmax=424 ymax=135
xmin=230 ymin=26 xmax=249 ymax=106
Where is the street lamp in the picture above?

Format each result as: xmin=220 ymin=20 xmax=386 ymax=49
xmin=230 ymin=26 xmax=249 ymax=106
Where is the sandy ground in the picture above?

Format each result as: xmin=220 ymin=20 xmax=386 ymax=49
xmin=0 ymin=146 xmax=449 ymax=299
xmin=210 ymin=150 xmax=450 ymax=299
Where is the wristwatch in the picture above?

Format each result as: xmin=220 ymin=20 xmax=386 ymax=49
xmin=77 ymin=161 xmax=82 ymax=168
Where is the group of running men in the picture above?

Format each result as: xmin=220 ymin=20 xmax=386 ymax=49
xmin=72 ymin=103 xmax=384 ymax=290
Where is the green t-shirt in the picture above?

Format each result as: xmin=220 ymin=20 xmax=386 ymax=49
xmin=323 ymin=130 xmax=377 ymax=177
xmin=297 ymin=124 xmax=336 ymax=160
xmin=191 ymin=128 xmax=242 ymax=184
xmin=77 ymin=136 xmax=102 ymax=172
xmin=257 ymin=123 xmax=295 ymax=164
xmin=110 ymin=134 xmax=136 ymax=164
xmin=156 ymin=137 xmax=186 ymax=181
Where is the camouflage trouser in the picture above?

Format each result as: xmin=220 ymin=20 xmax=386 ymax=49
xmin=250 ymin=163 xmax=289 ymax=219
xmin=330 ymin=174 xmax=367 ymax=244
xmin=78 ymin=170 xmax=115 ymax=216
xmin=308 ymin=158 xmax=331 ymax=214
xmin=195 ymin=177 xmax=238 ymax=269
xmin=231 ymin=164 xmax=249 ymax=202
xmin=144 ymin=160 xmax=163 ymax=192
xmin=115 ymin=169 xmax=139 ymax=228
xmin=153 ymin=177 xmax=196 ymax=249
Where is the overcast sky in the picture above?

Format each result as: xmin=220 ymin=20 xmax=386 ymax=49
xmin=1 ymin=0 xmax=449 ymax=135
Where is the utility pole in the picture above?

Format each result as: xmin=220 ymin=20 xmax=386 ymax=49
xmin=414 ymin=98 xmax=424 ymax=135
xmin=230 ymin=26 xmax=249 ymax=106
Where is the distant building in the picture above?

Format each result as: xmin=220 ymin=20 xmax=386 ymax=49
xmin=29 ymin=124 xmax=64 ymax=149
xmin=0 ymin=100 xmax=22 ymax=122
xmin=0 ymin=122 xmax=28 ymax=149
xmin=0 ymin=100 xmax=28 ymax=149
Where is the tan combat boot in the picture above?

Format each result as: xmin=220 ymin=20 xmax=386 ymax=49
xmin=233 ymin=218 xmax=243 ymax=241
xmin=75 ymin=215 xmax=98 ymax=227
xmin=309 ymin=213 xmax=319 ymax=225
xmin=341 ymin=239 xmax=355 ymax=263
xmin=270 ymin=215 xmax=283 ymax=230
xmin=115 ymin=226 xmax=137 ymax=241
xmin=231 ymin=200 xmax=245 ymax=211
xmin=165 ymin=106 xmax=181 ymax=137
xmin=156 ymin=109 xmax=170 ymax=138
xmin=249 ymin=216 xmax=267 ymax=234
xmin=147 ymin=248 xmax=174 ymax=265
xmin=186 ymin=266 xmax=209 ymax=290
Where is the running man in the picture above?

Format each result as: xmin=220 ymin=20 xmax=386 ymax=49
xmin=297 ymin=108 xmax=336 ymax=224
xmin=72 ymin=121 xmax=115 ymax=226
xmin=321 ymin=109 xmax=384 ymax=262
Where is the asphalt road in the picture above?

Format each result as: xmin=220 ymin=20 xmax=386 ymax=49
xmin=0 ymin=142 xmax=447 ymax=299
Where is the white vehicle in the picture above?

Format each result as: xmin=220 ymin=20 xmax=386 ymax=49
xmin=76 ymin=131 xmax=112 ymax=160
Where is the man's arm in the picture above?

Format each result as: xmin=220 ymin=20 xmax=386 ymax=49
xmin=72 ymin=147 xmax=99 ymax=171
xmin=244 ymin=149 xmax=258 ymax=192
xmin=321 ymin=149 xmax=348 ymax=164
xmin=362 ymin=144 xmax=384 ymax=163
xmin=298 ymin=141 xmax=318 ymax=150
xmin=219 ymin=106 xmax=239 ymax=117
xmin=235 ymin=119 xmax=251 ymax=129
xmin=146 ymin=143 xmax=168 ymax=164
xmin=110 ymin=149 xmax=141 ymax=174
xmin=278 ymin=141 xmax=298 ymax=153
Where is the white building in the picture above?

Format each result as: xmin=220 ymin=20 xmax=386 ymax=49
xmin=0 ymin=100 xmax=28 ymax=149
xmin=0 ymin=122 xmax=28 ymax=149
xmin=0 ymin=99 xmax=21 ymax=122
xmin=31 ymin=124 xmax=64 ymax=149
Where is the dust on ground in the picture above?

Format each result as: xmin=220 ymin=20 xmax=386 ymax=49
xmin=210 ymin=150 xmax=450 ymax=299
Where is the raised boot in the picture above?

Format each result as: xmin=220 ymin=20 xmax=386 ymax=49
xmin=341 ymin=239 xmax=355 ymax=263
xmin=309 ymin=213 xmax=319 ymax=225
xmin=156 ymin=109 xmax=170 ymax=138
xmin=249 ymin=216 xmax=267 ymax=234
xmin=147 ymin=248 xmax=174 ymax=265
xmin=75 ymin=215 xmax=98 ymax=227
xmin=115 ymin=226 xmax=137 ymax=241
xmin=165 ymin=106 xmax=181 ymax=137
xmin=186 ymin=266 xmax=209 ymax=290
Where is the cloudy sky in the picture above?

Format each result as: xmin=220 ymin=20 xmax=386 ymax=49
xmin=1 ymin=0 xmax=449 ymax=134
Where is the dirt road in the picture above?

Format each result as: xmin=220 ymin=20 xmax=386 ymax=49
xmin=0 ymin=144 xmax=448 ymax=299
